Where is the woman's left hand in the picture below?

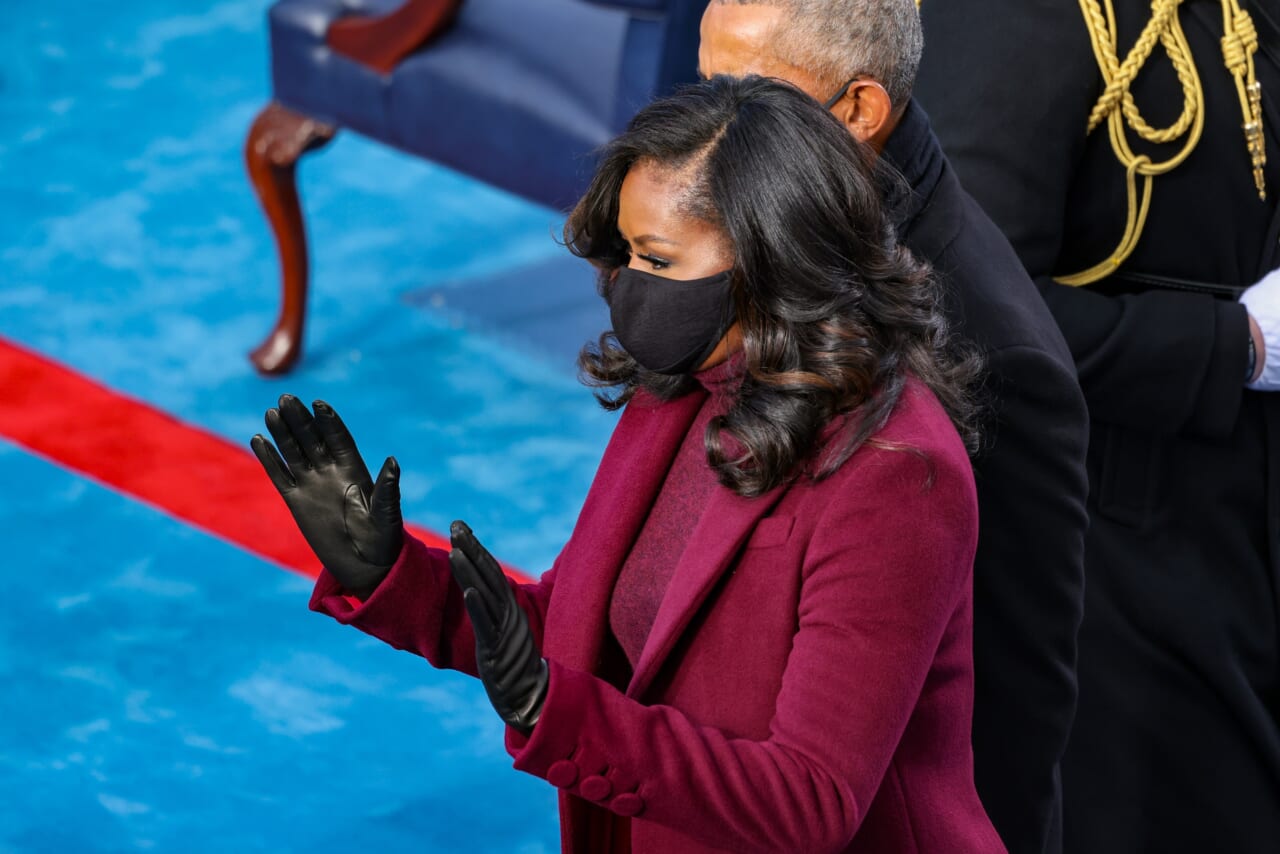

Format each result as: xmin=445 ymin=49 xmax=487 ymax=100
xmin=448 ymin=520 xmax=549 ymax=735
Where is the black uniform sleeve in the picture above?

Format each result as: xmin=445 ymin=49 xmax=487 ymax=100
xmin=916 ymin=0 xmax=1249 ymax=440
xmin=971 ymin=343 xmax=1090 ymax=854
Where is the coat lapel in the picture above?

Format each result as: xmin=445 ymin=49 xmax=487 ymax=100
xmin=626 ymin=478 xmax=787 ymax=700
xmin=541 ymin=389 xmax=705 ymax=673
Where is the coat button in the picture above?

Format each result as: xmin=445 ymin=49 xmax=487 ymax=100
xmin=611 ymin=793 xmax=644 ymax=817
xmin=547 ymin=760 xmax=578 ymax=789
xmin=579 ymin=775 xmax=612 ymax=801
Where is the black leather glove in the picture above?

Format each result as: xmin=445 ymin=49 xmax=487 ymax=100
xmin=448 ymin=520 xmax=548 ymax=735
xmin=251 ymin=395 xmax=403 ymax=599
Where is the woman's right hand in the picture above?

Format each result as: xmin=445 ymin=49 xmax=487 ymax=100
xmin=251 ymin=395 xmax=404 ymax=599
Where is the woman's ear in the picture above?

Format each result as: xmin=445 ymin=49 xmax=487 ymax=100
xmin=828 ymin=79 xmax=896 ymax=150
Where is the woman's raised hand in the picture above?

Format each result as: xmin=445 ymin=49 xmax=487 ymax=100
xmin=448 ymin=520 xmax=548 ymax=735
xmin=251 ymin=395 xmax=404 ymax=599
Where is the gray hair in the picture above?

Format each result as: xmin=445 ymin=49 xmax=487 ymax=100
xmin=714 ymin=0 xmax=924 ymax=108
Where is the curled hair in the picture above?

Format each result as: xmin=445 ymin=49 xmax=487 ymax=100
xmin=568 ymin=75 xmax=980 ymax=498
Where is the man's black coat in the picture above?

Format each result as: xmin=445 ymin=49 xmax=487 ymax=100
xmin=915 ymin=1 xmax=1280 ymax=852
xmin=882 ymin=101 xmax=1091 ymax=854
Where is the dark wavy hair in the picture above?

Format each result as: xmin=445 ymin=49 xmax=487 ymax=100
xmin=568 ymin=75 xmax=980 ymax=497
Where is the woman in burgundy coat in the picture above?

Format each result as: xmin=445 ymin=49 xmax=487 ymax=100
xmin=252 ymin=76 xmax=1005 ymax=853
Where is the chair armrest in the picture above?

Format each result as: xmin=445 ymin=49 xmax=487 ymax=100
xmin=325 ymin=0 xmax=463 ymax=74
xmin=580 ymin=1 xmax=670 ymax=12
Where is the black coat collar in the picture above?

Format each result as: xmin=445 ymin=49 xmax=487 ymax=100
xmin=881 ymin=100 xmax=947 ymax=233
xmin=880 ymin=99 xmax=962 ymax=259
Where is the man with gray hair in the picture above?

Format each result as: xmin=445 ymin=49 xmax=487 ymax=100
xmin=699 ymin=3 xmax=1090 ymax=853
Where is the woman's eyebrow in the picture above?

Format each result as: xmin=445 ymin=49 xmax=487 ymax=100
xmin=631 ymin=233 xmax=680 ymax=247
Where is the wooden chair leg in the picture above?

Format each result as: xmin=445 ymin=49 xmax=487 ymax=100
xmin=244 ymin=101 xmax=336 ymax=374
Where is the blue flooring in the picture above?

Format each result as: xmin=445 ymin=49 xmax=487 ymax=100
xmin=0 ymin=446 xmax=560 ymax=852
xmin=1 ymin=1 xmax=617 ymax=849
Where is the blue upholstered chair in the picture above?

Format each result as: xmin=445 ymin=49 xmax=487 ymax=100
xmin=245 ymin=0 xmax=706 ymax=373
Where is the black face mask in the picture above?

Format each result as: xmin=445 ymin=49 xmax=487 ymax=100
xmin=607 ymin=266 xmax=737 ymax=375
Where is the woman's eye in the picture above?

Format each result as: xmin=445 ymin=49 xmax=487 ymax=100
xmin=637 ymin=254 xmax=670 ymax=270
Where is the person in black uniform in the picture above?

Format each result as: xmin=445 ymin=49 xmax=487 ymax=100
xmin=698 ymin=4 xmax=1091 ymax=853
xmin=915 ymin=1 xmax=1280 ymax=851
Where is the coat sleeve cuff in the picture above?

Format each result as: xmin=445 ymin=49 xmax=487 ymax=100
xmin=504 ymin=658 xmax=585 ymax=768
xmin=308 ymin=534 xmax=455 ymax=641
xmin=1185 ymin=300 xmax=1248 ymax=439
xmin=502 ymin=661 xmax=651 ymax=819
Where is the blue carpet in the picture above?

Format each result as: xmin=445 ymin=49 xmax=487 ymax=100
xmin=0 ymin=1 xmax=617 ymax=849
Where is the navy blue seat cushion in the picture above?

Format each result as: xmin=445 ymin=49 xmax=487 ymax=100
xmin=270 ymin=0 xmax=646 ymax=209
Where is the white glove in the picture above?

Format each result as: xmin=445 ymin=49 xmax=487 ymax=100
xmin=1239 ymin=267 xmax=1280 ymax=390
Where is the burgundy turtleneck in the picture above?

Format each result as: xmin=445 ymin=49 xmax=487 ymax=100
xmin=608 ymin=355 xmax=742 ymax=670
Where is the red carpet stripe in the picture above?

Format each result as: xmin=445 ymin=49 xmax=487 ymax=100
xmin=0 ymin=336 xmax=530 ymax=584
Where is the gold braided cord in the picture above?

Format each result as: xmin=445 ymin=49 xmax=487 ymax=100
xmin=1058 ymin=0 xmax=1268 ymax=286
xmin=1221 ymin=0 xmax=1267 ymax=198
xmin=1057 ymin=0 xmax=1203 ymax=286
xmin=1083 ymin=0 xmax=1199 ymax=142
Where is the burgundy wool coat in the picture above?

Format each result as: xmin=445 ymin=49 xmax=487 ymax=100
xmin=311 ymin=379 xmax=1006 ymax=854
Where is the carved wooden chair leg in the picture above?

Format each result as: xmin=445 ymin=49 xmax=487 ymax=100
xmin=244 ymin=101 xmax=336 ymax=375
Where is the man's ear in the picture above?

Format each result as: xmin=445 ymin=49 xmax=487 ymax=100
xmin=828 ymin=79 xmax=896 ymax=149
